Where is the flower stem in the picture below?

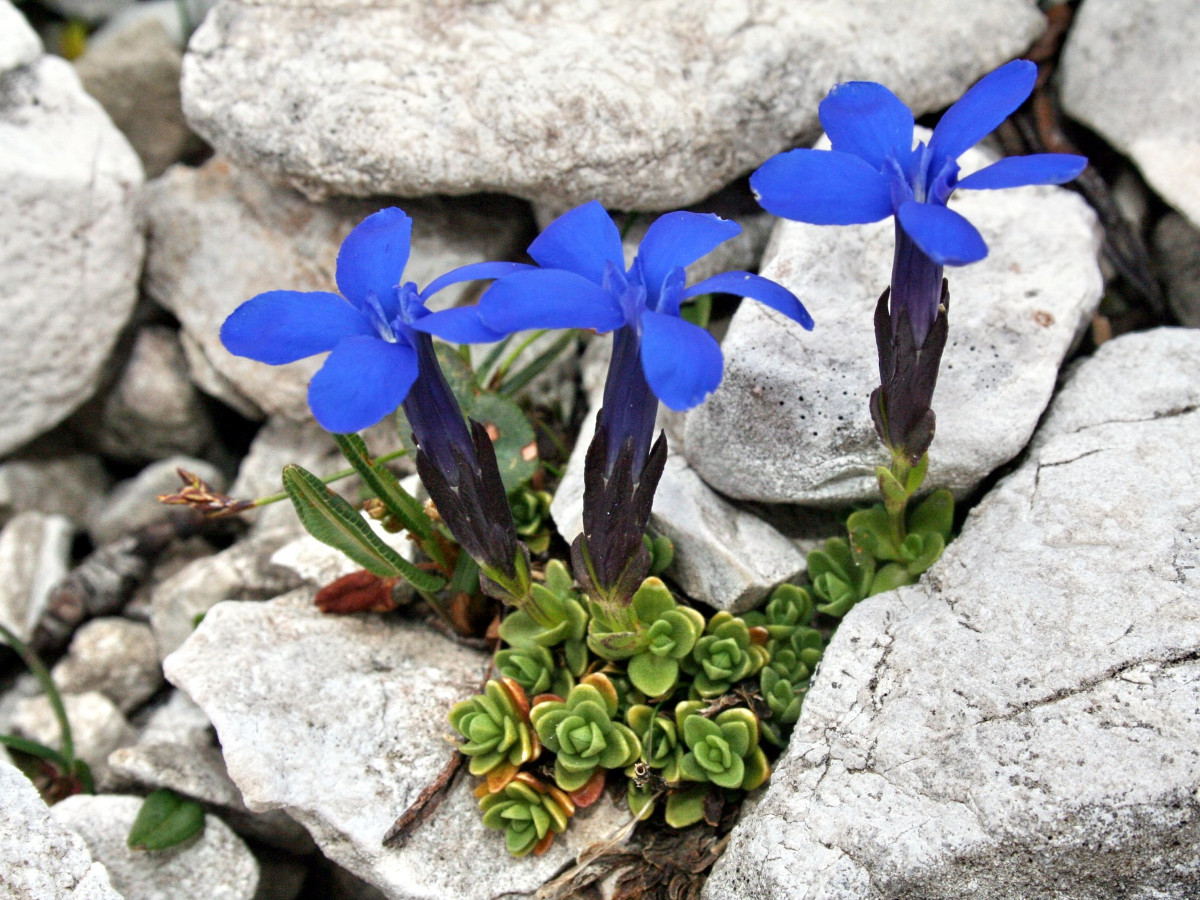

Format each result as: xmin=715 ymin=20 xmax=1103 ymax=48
xmin=0 ymin=621 xmax=76 ymax=769
xmin=253 ymin=448 xmax=410 ymax=508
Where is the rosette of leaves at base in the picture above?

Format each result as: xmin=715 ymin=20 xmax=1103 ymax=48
xmin=476 ymin=772 xmax=575 ymax=857
xmin=807 ymin=537 xmax=875 ymax=618
xmin=449 ymin=677 xmax=540 ymax=792
xmin=677 ymin=704 xmax=770 ymax=792
xmin=510 ymin=485 xmax=554 ymax=555
xmin=497 ymin=560 xmax=589 ymax=678
xmin=494 ymin=643 xmax=575 ymax=698
xmin=529 ymin=673 xmax=642 ymax=794
xmin=682 ymin=611 xmax=770 ymax=699
xmin=846 ymin=487 xmax=955 ymax=590
xmin=586 ymin=577 xmax=706 ymax=698
xmin=742 ymin=583 xmax=815 ymax=641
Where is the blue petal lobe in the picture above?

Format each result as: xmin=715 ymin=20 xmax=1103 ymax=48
xmin=928 ymin=60 xmax=1036 ymax=166
xmin=308 ymin=336 xmax=418 ymax=433
xmin=477 ymin=269 xmax=625 ymax=334
xmin=640 ymin=311 xmax=724 ymax=411
xmin=335 ymin=208 xmax=412 ymax=315
xmin=420 ymin=262 xmax=535 ymax=301
xmin=685 ymin=272 xmax=814 ymax=331
xmin=956 ymin=153 xmax=1088 ymax=190
xmin=527 ymin=200 xmax=624 ymax=284
xmin=897 ymin=201 xmax=988 ymax=267
xmin=819 ymin=81 xmax=915 ymax=170
xmin=220 ymin=291 xmax=374 ymax=364
xmin=637 ymin=212 xmax=741 ymax=300
xmin=411 ymin=306 xmax=509 ymax=343
xmin=751 ymin=149 xmax=894 ymax=224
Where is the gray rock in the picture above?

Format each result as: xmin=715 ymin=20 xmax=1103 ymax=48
xmin=181 ymin=0 xmax=1042 ymax=210
xmin=0 ymin=55 xmax=144 ymax=455
xmin=148 ymin=527 xmax=302 ymax=660
xmin=52 ymin=618 xmax=164 ymax=714
xmin=89 ymin=456 xmax=225 ymax=547
xmin=0 ymin=511 xmax=74 ymax=642
xmin=0 ymin=757 xmax=122 ymax=900
xmin=76 ymin=19 xmax=194 ymax=178
xmin=684 ymin=141 xmax=1103 ymax=505
xmin=142 ymin=157 xmax=529 ymax=421
xmin=164 ymin=589 xmax=630 ymax=900
xmin=704 ymin=327 xmax=1200 ymax=900
xmin=86 ymin=326 xmax=217 ymax=463
xmin=107 ymin=743 xmax=315 ymax=853
xmin=96 ymin=0 xmax=217 ymax=48
xmin=0 ymin=454 xmax=110 ymax=529
xmin=268 ymin=508 xmax=417 ymax=592
xmin=52 ymin=794 xmax=260 ymax=900
xmin=1061 ymin=0 xmax=1200 ymax=228
xmin=1155 ymin=212 xmax=1200 ymax=328
xmin=0 ymin=0 xmax=41 ymax=73
xmin=134 ymin=688 xmax=214 ymax=750
xmin=12 ymin=691 xmax=136 ymax=791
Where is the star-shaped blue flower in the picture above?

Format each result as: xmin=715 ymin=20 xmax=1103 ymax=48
xmin=750 ymin=59 xmax=1086 ymax=346
xmin=472 ymin=201 xmax=813 ymax=413
xmin=220 ymin=207 xmax=524 ymax=434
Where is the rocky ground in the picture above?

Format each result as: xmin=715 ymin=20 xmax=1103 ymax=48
xmin=1 ymin=0 xmax=1198 ymax=898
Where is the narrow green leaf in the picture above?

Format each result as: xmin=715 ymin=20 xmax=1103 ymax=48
xmin=332 ymin=433 xmax=435 ymax=541
xmin=497 ymin=330 xmax=577 ymax=398
xmin=127 ymin=789 xmax=206 ymax=851
xmin=0 ymin=734 xmax=72 ymax=770
xmin=474 ymin=334 xmax=515 ymax=387
xmin=282 ymin=465 xmax=445 ymax=593
xmin=680 ymin=294 xmax=712 ymax=329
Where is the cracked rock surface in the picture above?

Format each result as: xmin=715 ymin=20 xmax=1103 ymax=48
xmin=704 ymin=328 xmax=1200 ymax=900
xmin=180 ymin=0 xmax=1041 ymax=210
xmin=165 ymin=589 xmax=629 ymax=900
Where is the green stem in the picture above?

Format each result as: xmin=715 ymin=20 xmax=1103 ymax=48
xmin=253 ymin=448 xmax=409 ymax=508
xmin=884 ymin=453 xmax=912 ymax=548
xmin=0 ymin=622 xmax=76 ymax=768
xmin=489 ymin=330 xmax=550 ymax=388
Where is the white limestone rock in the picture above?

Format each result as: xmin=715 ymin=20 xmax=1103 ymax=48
xmin=164 ymin=589 xmax=630 ymax=900
xmin=142 ymin=157 xmax=530 ymax=422
xmin=0 ymin=454 xmax=110 ymax=529
xmin=12 ymin=691 xmax=136 ymax=791
xmin=684 ymin=141 xmax=1103 ymax=505
xmin=52 ymin=794 xmax=259 ymax=900
xmin=1061 ymin=0 xmax=1200 ymax=229
xmin=704 ymin=327 xmax=1200 ymax=900
xmin=87 ymin=326 xmax=217 ymax=463
xmin=0 ymin=54 xmax=143 ymax=455
xmin=0 ymin=758 xmax=122 ymax=900
xmin=52 ymin=618 xmax=164 ymax=714
xmin=0 ymin=0 xmax=41 ymax=74
xmin=134 ymin=688 xmax=214 ymax=750
xmin=181 ymin=0 xmax=1043 ymax=210
xmin=0 ymin=511 xmax=74 ymax=642
xmin=75 ymin=19 xmax=194 ymax=178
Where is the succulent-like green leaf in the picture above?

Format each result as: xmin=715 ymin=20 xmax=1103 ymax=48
xmin=868 ymin=562 xmax=914 ymax=596
xmin=664 ymin=783 xmax=709 ymax=828
xmin=331 ymin=433 xmax=434 ymax=541
xmin=643 ymin=534 xmax=674 ymax=576
xmin=847 ymin=505 xmax=901 ymax=562
xmin=281 ymin=465 xmax=445 ymax=593
xmin=478 ymin=773 xmax=574 ymax=857
xmin=530 ymin=675 xmax=641 ymax=792
xmin=127 ymin=789 xmax=205 ymax=851
xmin=908 ymin=488 xmax=954 ymax=540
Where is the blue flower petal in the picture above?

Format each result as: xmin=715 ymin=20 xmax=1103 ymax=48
xmin=527 ymin=200 xmax=624 ymax=284
xmin=928 ymin=60 xmax=1036 ymax=167
xmin=685 ymin=272 xmax=814 ymax=330
xmin=819 ymin=81 xmax=914 ymax=170
xmin=956 ymin=153 xmax=1088 ymax=191
xmin=411 ymin=306 xmax=508 ymax=343
xmin=335 ymin=208 xmax=412 ymax=316
xmin=637 ymin=212 xmax=741 ymax=300
xmin=640 ymin=310 xmax=723 ymax=411
xmin=751 ymin=149 xmax=894 ymax=224
xmin=477 ymin=269 xmax=625 ymax=334
xmin=419 ymin=261 xmax=535 ymax=302
xmin=220 ymin=290 xmax=374 ymax=364
xmin=307 ymin=335 xmax=418 ymax=433
xmin=897 ymin=201 xmax=988 ymax=266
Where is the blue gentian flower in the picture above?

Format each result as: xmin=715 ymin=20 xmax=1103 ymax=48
xmin=220 ymin=207 xmax=524 ymax=434
xmin=473 ymin=202 xmax=812 ymax=613
xmin=751 ymin=59 xmax=1086 ymax=348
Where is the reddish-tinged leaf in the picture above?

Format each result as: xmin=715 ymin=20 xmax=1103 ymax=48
xmin=748 ymin=626 xmax=770 ymax=647
xmin=500 ymin=677 xmax=531 ymax=719
xmin=532 ymin=832 xmax=556 ymax=856
xmin=569 ymin=769 xmax=606 ymax=808
xmin=314 ymin=571 xmax=400 ymax=614
xmin=485 ymin=761 xmax=519 ymax=794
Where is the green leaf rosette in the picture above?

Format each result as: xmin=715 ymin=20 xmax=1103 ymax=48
xmin=677 ymin=705 xmax=770 ymax=792
xmin=743 ymin=584 xmax=814 ymax=640
xmin=494 ymin=644 xmax=573 ymax=698
xmin=498 ymin=560 xmax=589 ymax=675
xmin=683 ymin=611 xmax=769 ymax=698
xmin=477 ymin=773 xmax=575 ymax=857
xmin=449 ymin=677 xmax=539 ymax=790
xmin=808 ymin=537 xmax=875 ymax=617
xmin=626 ymin=704 xmax=683 ymax=782
xmin=529 ymin=673 xmax=641 ymax=792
